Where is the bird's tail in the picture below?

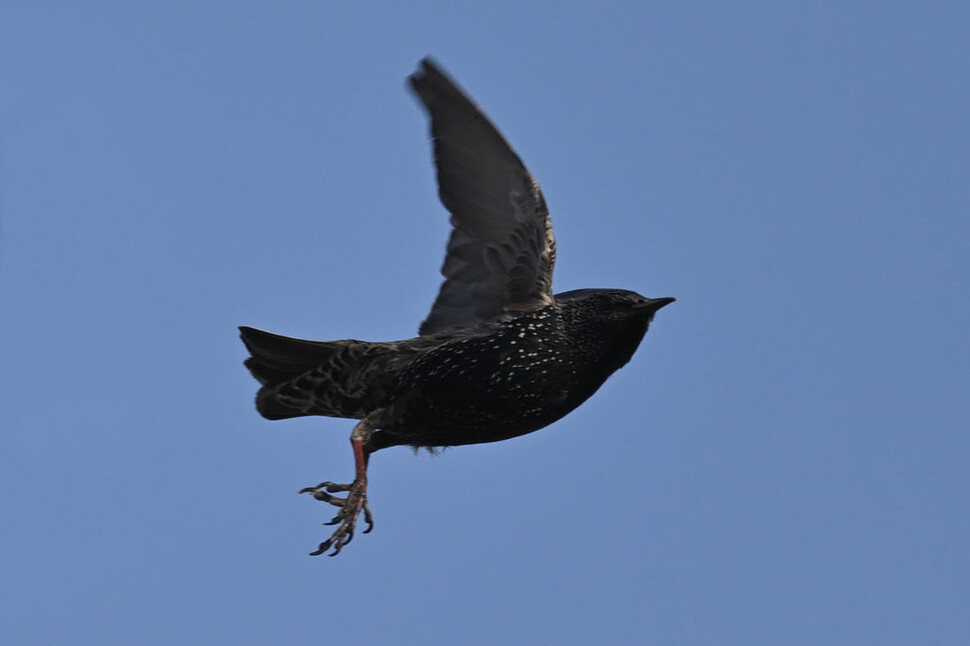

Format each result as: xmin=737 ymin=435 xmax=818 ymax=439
xmin=238 ymin=326 xmax=399 ymax=421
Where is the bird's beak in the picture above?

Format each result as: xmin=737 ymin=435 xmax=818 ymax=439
xmin=638 ymin=297 xmax=676 ymax=313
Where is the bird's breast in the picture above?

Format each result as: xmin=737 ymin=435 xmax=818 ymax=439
xmin=386 ymin=315 xmax=623 ymax=446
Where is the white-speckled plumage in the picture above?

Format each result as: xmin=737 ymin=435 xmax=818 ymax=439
xmin=238 ymin=58 xmax=674 ymax=556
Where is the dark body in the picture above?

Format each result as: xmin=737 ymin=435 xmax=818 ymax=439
xmin=386 ymin=293 xmax=638 ymax=448
xmin=239 ymin=59 xmax=673 ymax=555
xmin=242 ymin=289 xmax=671 ymax=453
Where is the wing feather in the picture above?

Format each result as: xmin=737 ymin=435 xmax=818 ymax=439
xmin=409 ymin=59 xmax=556 ymax=335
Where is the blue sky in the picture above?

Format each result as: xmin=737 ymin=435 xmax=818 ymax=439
xmin=2 ymin=2 xmax=968 ymax=644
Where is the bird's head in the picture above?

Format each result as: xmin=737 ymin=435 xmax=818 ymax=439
xmin=554 ymin=288 xmax=674 ymax=366
xmin=556 ymin=288 xmax=675 ymax=323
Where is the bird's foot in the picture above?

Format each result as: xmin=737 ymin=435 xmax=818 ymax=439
xmin=299 ymin=478 xmax=372 ymax=556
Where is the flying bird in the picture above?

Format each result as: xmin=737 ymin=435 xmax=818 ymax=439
xmin=240 ymin=58 xmax=674 ymax=556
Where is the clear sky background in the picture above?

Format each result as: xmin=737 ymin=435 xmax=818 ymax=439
xmin=2 ymin=2 xmax=968 ymax=644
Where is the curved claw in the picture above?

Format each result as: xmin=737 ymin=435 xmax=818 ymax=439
xmin=308 ymin=490 xmax=344 ymax=506
xmin=310 ymin=538 xmax=336 ymax=557
xmin=299 ymin=482 xmax=352 ymax=495
xmin=306 ymin=477 xmax=369 ymax=556
xmin=362 ymin=501 xmax=374 ymax=534
xmin=299 ymin=482 xmax=329 ymax=495
xmin=301 ymin=481 xmax=357 ymax=508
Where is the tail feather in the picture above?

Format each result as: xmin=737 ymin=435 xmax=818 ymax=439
xmin=238 ymin=326 xmax=404 ymax=421
xmin=239 ymin=326 xmax=340 ymax=386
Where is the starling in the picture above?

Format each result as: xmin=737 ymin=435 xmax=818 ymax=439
xmin=239 ymin=58 xmax=674 ymax=556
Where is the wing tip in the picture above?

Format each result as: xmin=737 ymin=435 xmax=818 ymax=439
xmin=408 ymin=57 xmax=465 ymax=107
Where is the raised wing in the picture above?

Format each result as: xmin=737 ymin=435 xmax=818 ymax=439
xmin=409 ymin=58 xmax=556 ymax=336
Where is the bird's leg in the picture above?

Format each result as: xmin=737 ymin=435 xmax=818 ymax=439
xmin=299 ymin=418 xmax=375 ymax=556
